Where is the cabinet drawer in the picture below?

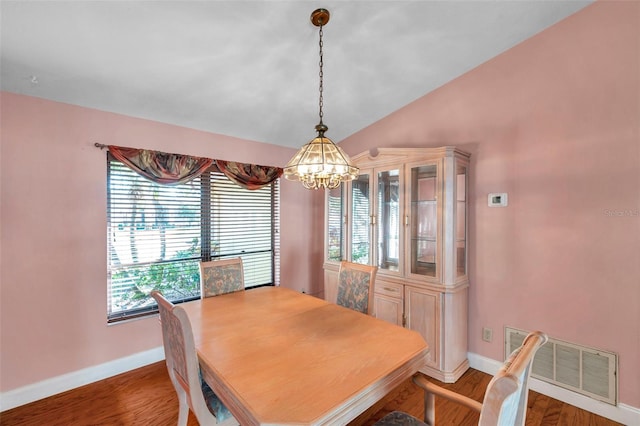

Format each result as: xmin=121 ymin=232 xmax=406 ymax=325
xmin=375 ymin=281 xmax=403 ymax=299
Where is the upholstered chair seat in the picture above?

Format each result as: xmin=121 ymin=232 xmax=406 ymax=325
xmin=375 ymin=411 xmax=428 ymax=426
xmin=200 ymin=374 xmax=234 ymax=423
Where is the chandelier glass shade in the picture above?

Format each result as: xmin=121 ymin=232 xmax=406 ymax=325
xmin=284 ymin=8 xmax=359 ymax=190
xmin=284 ymin=124 xmax=359 ymax=190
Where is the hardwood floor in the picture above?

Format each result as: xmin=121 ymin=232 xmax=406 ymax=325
xmin=0 ymin=362 xmax=621 ymax=426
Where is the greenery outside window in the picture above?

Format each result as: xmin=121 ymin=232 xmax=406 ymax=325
xmin=106 ymin=153 xmax=280 ymax=322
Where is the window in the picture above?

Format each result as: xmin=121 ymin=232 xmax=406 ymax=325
xmin=106 ymin=153 xmax=280 ymax=322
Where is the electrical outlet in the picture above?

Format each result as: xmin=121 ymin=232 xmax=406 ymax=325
xmin=482 ymin=327 xmax=493 ymax=342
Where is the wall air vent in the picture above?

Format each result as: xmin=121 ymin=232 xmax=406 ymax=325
xmin=505 ymin=327 xmax=617 ymax=405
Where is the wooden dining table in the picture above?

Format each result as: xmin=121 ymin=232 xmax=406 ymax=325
xmin=180 ymin=286 xmax=429 ymax=426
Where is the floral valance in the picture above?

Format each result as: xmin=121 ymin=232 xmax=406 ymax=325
xmin=216 ymin=160 xmax=283 ymax=190
xmin=108 ymin=145 xmax=212 ymax=185
xmin=105 ymin=145 xmax=282 ymax=190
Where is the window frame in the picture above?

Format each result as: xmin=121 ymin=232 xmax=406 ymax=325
xmin=105 ymin=152 xmax=279 ymax=323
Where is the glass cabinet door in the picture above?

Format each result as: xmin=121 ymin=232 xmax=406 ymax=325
xmin=456 ymin=163 xmax=467 ymax=278
xmin=351 ymin=173 xmax=370 ymax=264
xmin=410 ymin=164 xmax=438 ymax=277
xmin=326 ymin=186 xmax=344 ymax=262
xmin=376 ymin=169 xmax=400 ymax=272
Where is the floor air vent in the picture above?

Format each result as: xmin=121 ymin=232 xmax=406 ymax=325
xmin=505 ymin=327 xmax=617 ymax=405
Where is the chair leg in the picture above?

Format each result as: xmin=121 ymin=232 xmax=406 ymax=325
xmin=424 ymin=391 xmax=435 ymax=426
xmin=176 ymin=389 xmax=189 ymax=426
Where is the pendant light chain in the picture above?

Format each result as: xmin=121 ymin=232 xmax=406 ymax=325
xmin=318 ymin=25 xmax=324 ymax=125
xmin=283 ymin=8 xmax=359 ymax=190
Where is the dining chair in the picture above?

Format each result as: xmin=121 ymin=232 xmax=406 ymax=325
xmin=150 ymin=291 xmax=239 ymax=426
xmin=199 ymin=257 xmax=244 ymax=298
xmin=374 ymin=331 xmax=549 ymax=426
xmin=336 ymin=260 xmax=378 ymax=315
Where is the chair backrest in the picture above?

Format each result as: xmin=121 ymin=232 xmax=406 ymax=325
xmin=150 ymin=291 xmax=214 ymax=423
xmin=336 ymin=260 xmax=377 ymax=315
xmin=478 ymin=331 xmax=548 ymax=426
xmin=199 ymin=257 xmax=244 ymax=298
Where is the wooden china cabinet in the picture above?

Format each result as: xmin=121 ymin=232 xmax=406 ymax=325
xmin=323 ymin=147 xmax=470 ymax=382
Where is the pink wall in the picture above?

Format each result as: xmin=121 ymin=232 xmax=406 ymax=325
xmin=0 ymin=92 xmax=324 ymax=392
xmin=2 ymin=0 xmax=637 ymax=410
xmin=341 ymin=1 xmax=639 ymax=406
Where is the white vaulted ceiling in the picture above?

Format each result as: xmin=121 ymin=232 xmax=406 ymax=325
xmin=1 ymin=1 xmax=592 ymax=148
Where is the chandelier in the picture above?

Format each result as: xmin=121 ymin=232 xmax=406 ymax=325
xmin=284 ymin=8 xmax=359 ymax=190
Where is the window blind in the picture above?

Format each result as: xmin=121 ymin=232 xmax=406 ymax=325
xmin=106 ymin=153 xmax=279 ymax=321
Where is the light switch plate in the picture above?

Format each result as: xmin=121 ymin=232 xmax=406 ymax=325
xmin=488 ymin=193 xmax=508 ymax=207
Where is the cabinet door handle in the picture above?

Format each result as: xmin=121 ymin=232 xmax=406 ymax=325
xmin=370 ymin=215 xmax=376 ymax=225
xmin=405 ymin=215 xmax=409 ymax=226
xmin=383 ymin=286 xmax=398 ymax=293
